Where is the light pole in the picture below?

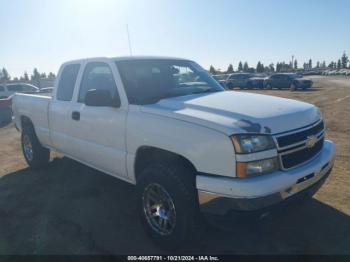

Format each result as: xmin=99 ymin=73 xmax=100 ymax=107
xmin=126 ymin=24 xmax=133 ymax=56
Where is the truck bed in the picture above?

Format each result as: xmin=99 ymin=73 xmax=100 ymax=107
xmin=12 ymin=93 xmax=52 ymax=147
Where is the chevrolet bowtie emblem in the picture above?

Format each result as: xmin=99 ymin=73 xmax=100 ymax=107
xmin=306 ymin=135 xmax=317 ymax=148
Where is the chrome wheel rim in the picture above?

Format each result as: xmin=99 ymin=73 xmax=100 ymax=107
xmin=142 ymin=183 xmax=176 ymax=236
xmin=23 ymin=135 xmax=33 ymax=161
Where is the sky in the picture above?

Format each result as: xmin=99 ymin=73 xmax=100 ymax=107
xmin=1 ymin=0 xmax=350 ymax=77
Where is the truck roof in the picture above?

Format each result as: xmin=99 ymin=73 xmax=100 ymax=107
xmin=63 ymin=56 xmax=191 ymax=65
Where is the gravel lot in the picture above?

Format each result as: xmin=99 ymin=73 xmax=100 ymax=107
xmin=0 ymin=76 xmax=349 ymax=254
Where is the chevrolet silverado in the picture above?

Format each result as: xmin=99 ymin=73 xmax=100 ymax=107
xmin=12 ymin=56 xmax=336 ymax=250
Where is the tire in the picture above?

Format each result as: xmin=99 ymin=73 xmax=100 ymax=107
xmin=226 ymin=83 xmax=233 ymax=90
xmin=21 ymin=126 xmax=50 ymax=168
xmin=266 ymin=83 xmax=272 ymax=89
xmin=290 ymin=83 xmax=297 ymax=91
xmin=136 ymin=163 xmax=200 ymax=251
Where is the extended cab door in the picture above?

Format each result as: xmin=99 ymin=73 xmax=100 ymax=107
xmin=49 ymin=63 xmax=81 ymax=152
xmin=66 ymin=61 xmax=128 ymax=178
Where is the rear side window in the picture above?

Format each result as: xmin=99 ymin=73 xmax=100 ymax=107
xmin=0 ymin=86 xmax=4 ymax=92
xmin=57 ymin=64 xmax=80 ymax=101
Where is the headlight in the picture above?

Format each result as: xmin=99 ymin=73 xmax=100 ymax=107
xmin=236 ymin=157 xmax=279 ymax=178
xmin=231 ymin=134 xmax=275 ymax=153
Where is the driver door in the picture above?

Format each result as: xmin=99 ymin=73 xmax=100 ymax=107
xmin=66 ymin=61 xmax=128 ymax=178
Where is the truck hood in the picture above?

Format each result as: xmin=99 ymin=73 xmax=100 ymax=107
xmin=140 ymin=91 xmax=321 ymax=135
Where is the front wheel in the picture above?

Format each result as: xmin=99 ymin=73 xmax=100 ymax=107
xmin=136 ymin=164 xmax=200 ymax=251
xmin=21 ymin=127 xmax=50 ymax=168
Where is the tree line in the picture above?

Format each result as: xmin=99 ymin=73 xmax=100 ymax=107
xmin=0 ymin=68 xmax=56 ymax=86
xmin=2 ymin=51 xmax=349 ymax=80
xmin=209 ymin=51 xmax=349 ymax=74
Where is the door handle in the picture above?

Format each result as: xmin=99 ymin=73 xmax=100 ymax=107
xmin=72 ymin=111 xmax=80 ymax=121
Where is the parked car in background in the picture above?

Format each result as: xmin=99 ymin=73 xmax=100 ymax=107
xmin=0 ymin=83 xmax=39 ymax=98
xmin=247 ymin=76 xmax=265 ymax=89
xmin=302 ymin=70 xmax=322 ymax=76
xmin=212 ymin=74 xmax=229 ymax=88
xmin=226 ymin=73 xmax=266 ymax=89
xmin=39 ymin=87 xmax=54 ymax=95
xmin=264 ymin=74 xmax=313 ymax=90
xmin=226 ymin=73 xmax=253 ymax=89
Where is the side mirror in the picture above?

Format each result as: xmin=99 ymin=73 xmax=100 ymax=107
xmin=85 ymin=89 xmax=120 ymax=107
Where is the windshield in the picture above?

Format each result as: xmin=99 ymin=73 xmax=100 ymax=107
xmin=116 ymin=59 xmax=224 ymax=105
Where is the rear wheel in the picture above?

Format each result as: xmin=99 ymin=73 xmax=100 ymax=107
xmin=136 ymin=163 xmax=200 ymax=251
xmin=21 ymin=126 xmax=50 ymax=168
xmin=266 ymin=83 xmax=272 ymax=89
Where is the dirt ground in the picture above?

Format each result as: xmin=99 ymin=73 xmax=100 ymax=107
xmin=0 ymin=76 xmax=349 ymax=254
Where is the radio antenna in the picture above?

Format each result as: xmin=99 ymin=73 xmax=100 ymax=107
xmin=126 ymin=24 xmax=133 ymax=56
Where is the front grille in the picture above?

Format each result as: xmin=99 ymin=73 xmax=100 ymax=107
xmin=277 ymin=121 xmax=324 ymax=148
xmin=281 ymin=138 xmax=324 ymax=169
xmin=275 ymin=120 xmax=325 ymax=169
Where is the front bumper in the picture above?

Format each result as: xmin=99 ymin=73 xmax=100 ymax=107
xmin=197 ymin=140 xmax=336 ymax=215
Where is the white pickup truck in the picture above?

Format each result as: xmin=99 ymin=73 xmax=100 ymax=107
xmin=13 ymin=56 xmax=336 ymax=250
